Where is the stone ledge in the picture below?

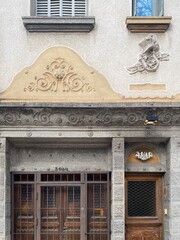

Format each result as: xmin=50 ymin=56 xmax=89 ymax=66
xmin=126 ymin=16 xmax=172 ymax=33
xmin=22 ymin=16 xmax=95 ymax=32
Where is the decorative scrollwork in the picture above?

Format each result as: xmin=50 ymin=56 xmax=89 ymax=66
xmin=24 ymin=58 xmax=95 ymax=93
xmin=129 ymin=230 xmax=159 ymax=240
xmin=127 ymin=113 xmax=139 ymax=124
xmin=33 ymin=111 xmax=53 ymax=125
xmin=96 ymin=112 xmax=112 ymax=125
xmin=3 ymin=112 xmax=21 ymax=125
xmin=126 ymin=34 xmax=170 ymax=74
xmin=162 ymin=113 xmax=173 ymax=124
xmin=66 ymin=113 xmax=85 ymax=126
xmin=1 ymin=107 xmax=180 ymax=127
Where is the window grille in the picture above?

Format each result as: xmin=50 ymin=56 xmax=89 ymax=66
xmin=127 ymin=181 xmax=156 ymax=217
xmin=87 ymin=174 xmax=109 ymax=240
xmin=43 ymin=186 xmax=56 ymax=208
xmin=36 ymin=0 xmax=87 ymax=17
xmin=41 ymin=173 xmax=81 ymax=181
xmin=13 ymin=176 xmax=34 ymax=239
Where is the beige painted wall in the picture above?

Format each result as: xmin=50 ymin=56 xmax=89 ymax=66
xmin=0 ymin=0 xmax=179 ymax=100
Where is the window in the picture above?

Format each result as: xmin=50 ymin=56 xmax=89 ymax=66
xmin=22 ymin=0 xmax=95 ymax=32
xmin=12 ymin=173 xmax=110 ymax=240
xmin=132 ymin=0 xmax=164 ymax=16
xmin=36 ymin=0 xmax=87 ymax=17
xmin=126 ymin=0 xmax=171 ymax=33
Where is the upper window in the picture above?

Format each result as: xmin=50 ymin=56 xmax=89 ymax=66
xmin=36 ymin=0 xmax=88 ymax=17
xmin=132 ymin=0 xmax=164 ymax=16
xmin=23 ymin=0 xmax=94 ymax=32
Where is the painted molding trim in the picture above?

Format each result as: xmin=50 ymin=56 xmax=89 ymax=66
xmin=129 ymin=84 xmax=166 ymax=91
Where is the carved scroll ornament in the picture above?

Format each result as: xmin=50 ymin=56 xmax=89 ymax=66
xmin=24 ymin=57 xmax=95 ymax=93
xmin=126 ymin=34 xmax=169 ymax=75
xmin=135 ymin=151 xmax=153 ymax=161
xmin=128 ymin=147 xmax=160 ymax=163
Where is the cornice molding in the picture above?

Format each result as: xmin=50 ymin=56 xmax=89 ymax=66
xmin=0 ymin=106 xmax=180 ymax=127
xmin=22 ymin=17 xmax=95 ymax=32
xmin=126 ymin=16 xmax=172 ymax=33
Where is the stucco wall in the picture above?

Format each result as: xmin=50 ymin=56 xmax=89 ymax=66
xmin=0 ymin=0 xmax=179 ymax=99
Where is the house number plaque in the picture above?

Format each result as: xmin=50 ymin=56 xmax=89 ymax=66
xmin=55 ymin=167 xmax=69 ymax=171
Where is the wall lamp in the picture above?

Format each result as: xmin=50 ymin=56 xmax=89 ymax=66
xmin=144 ymin=110 xmax=158 ymax=125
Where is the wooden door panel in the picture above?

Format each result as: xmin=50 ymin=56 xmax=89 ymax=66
xmin=126 ymin=227 xmax=160 ymax=240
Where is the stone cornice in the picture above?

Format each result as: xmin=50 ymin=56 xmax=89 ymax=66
xmin=0 ymin=102 xmax=179 ymax=108
xmin=0 ymin=105 xmax=180 ymax=127
xmin=22 ymin=17 xmax=95 ymax=32
xmin=126 ymin=16 xmax=172 ymax=33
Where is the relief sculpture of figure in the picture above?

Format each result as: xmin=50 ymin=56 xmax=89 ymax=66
xmin=126 ymin=34 xmax=170 ymax=75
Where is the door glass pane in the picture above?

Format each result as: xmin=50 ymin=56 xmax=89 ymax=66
xmin=136 ymin=0 xmax=152 ymax=16
xmin=13 ymin=184 xmax=34 ymax=240
xmin=41 ymin=186 xmax=80 ymax=240
xmin=87 ymin=180 xmax=108 ymax=240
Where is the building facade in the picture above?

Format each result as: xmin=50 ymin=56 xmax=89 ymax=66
xmin=0 ymin=0 xmax=180 ymax=239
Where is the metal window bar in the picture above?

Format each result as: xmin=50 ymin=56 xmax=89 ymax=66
xmin=43 ymin=186 xmax=56 ymax=208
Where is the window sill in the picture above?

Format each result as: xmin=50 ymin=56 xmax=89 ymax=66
xmin=22 ymin=16 xmax=95 ymax=32
xmin=126 ymin=16 xmax=172 ymax=33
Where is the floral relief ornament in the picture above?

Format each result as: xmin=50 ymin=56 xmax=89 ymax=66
xmin=135 ymin=151 xmax=153 ymax=161
xmin=24 ymin=57 xmax=95 ymax=93
xmin=126 ymin=34 xmax=170 ymax=75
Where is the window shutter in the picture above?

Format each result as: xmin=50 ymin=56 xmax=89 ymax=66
xmin=36 ymin=0 xmax=49 ymax=16
xmin=62 ymin=0 xmax=72 ymax=16
xmin=37 ymin=0 xmax=87 ymax=17
xmin=74 ymin=0 xmax=87 ymax=16
xmin=50 ymin=0 xmax=61 ymax=16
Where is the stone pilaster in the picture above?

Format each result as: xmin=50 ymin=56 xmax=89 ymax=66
xmin=0 ymin=138 xmax=6 ymax=240
xmin=111 ymin=138 xmax=124 ymax=240
xmin=168 ymin=138 xmax=180 ymax=240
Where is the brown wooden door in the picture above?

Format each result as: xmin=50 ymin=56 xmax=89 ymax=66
xmin=125 ymin=174 xmax=164 ymax=240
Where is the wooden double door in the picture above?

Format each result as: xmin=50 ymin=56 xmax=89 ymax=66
xmin=125 ymin=174 xmax=164 ymax=240
xmin=12 ymin=172 xmax=110 ymax=240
